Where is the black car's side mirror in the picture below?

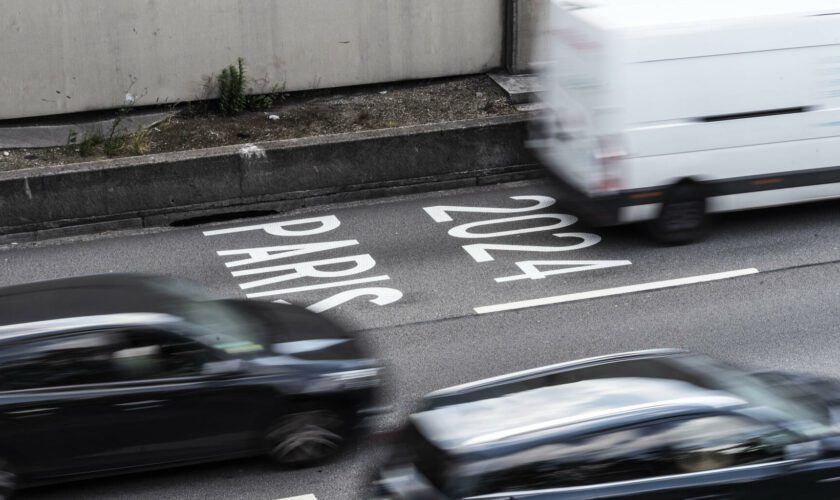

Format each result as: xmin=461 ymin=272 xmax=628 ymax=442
xmin=201 ymin=359 xmax=244 ymax=377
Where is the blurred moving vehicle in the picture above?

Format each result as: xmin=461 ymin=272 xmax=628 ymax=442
xmin=370 ymin=349 xmax=840 ymax=499
xmin=530 ymin=0 xmax=840 ymax=243
xmin=0 ymin=274 xmax=384 ymax=498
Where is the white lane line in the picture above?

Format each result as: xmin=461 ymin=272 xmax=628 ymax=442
xmin=276 ymin=495 xmax=317 ymax=500
xmin=474 ymin=268 xmax=760 ymax=314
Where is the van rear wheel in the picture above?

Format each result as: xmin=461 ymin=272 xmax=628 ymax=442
xmin=648 ymin=183 xmax=707 ymax=244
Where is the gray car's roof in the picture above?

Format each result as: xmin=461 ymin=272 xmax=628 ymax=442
xmin=425 ymin=349 xmax=686 ymax=400
xmin=411 ymin=377 xmax=746 ymax=451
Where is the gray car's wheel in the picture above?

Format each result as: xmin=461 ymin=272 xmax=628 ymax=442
xmin=0 ymin=459 xmax=16 ymax=500
xmin=265 ymin=409 xmax=347 ymax=468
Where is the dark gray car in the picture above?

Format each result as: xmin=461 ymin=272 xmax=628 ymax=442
xmin=370 ymin=349 xmax=840 ymax=499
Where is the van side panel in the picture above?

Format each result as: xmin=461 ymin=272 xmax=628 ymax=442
xmin=625 ymin=48 xmax=829 ymax=126
xmin=629 ymin=136 xmax=840 ymax=214
xmin=622 ymin=36 xmax=840 ymax=216
xmin=627 ymin=15 xmax=840 ymax=64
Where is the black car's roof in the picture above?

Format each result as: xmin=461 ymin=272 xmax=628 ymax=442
xmin=0 ymin=274 xmax=205 ymax=329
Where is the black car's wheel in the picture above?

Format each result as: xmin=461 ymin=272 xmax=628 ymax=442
xmin=647 ymin=182 xmax=708 ymax=244
xmin=0 ymin=459 xmax=16 ymax=500
xmin=265 ymin=409 xmax=347 ymax=468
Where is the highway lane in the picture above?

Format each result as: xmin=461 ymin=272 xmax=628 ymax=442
xmin=3 ymin=179 xmax=840 ymax=332
xmin=16 ymin=261 xmax=840 ymax=500
xmin=3 ymin=179 xmax=840 ymax=499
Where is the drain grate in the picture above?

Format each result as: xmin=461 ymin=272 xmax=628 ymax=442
xmin=169 ymin=209 xmax=278 ymax=227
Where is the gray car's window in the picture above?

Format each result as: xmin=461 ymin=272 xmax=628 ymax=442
xmin=467 ymin=415 xmax=797 ymax=496
xmin=676 ymin=355 xmax=835 ymax=437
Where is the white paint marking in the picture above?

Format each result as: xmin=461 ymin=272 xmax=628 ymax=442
xmin=423 ymin=195 xmax=556 ymax=223
xmin=474 ymin=268 xmax=759 ymax=314
xmin=203 ymin=215 xmax=340 ymax=237
xmin=496 ymin=259 xmax=632 ymax=282
xmin=306 ymin=287 xmax=403 ymax=313
xmin=245 ymin=275 xmax=391 ymax=298
xmin=276 ymin=495 xmax=317 ymax=500
xmin=448 ymin=213 xmax=575 ymax=239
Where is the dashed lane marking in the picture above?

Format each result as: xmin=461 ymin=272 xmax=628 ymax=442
xmin=276 ymin=495 xmax=317 ymax=500
xmin=474 ymin=268 xmax=760 ymax=314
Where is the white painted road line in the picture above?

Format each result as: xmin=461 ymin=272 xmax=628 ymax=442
xmin=276 ymin=495 xmax=317 ymax=500
xmin=474 ymin=268 xmax=760 ymax=314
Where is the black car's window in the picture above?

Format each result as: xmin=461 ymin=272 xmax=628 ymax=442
xmin=468 ymin=415 xmax=797 ymax=496
xmin=0 ymin=331 xmax=126 ymax=390
xmin=0 ymin=328 xmax=217 ymax=391
xmin=174 ymin=301 xmax=269 ymax=355
xmin=110 ymin=328 xmax=217 ymax=380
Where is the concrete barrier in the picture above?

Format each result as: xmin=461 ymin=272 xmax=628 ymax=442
xmin=0 ymin=115 xmax=541 ymax=241
xmin=1 ymin=0 xmax=504 ymax=120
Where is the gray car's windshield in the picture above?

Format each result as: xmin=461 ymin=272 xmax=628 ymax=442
xmin=678 ymin=355 xmax=834 ymax=438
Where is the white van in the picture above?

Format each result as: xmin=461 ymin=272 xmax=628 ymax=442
xmin=530 ymin=0 xmax=840 ymax=242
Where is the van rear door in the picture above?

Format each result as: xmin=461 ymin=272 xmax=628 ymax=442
xmin=539 ymin=1 xmax=622 ymax=194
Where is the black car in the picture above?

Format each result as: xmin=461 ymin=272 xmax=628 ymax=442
xmin=370 ymin=349 xmax=840 ymax=499
xmin=0 ymin=274 xmax=384 ymax=497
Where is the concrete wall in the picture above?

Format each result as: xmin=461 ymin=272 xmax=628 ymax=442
xmin=0 ymin=0 xmax=504 ymax=120
xmin=507 ymin=0 xmax=551 ymax=74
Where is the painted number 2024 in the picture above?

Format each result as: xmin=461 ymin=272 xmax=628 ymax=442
xmin=423 ymin=195 xmax=631 ymax=282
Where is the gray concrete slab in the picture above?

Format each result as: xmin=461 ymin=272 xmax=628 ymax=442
xmin=489 ymin=72 xmax=545 ymax=104
xmin=0 ymin=111 xmax=175 ymax=149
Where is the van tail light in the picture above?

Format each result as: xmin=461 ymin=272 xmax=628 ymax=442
xmin=594 ymin=134 xmax=625 ymax=193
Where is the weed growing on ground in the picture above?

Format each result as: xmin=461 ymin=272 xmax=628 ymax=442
xmin=218 ymin=58 xmax=248 ymax=115
xmin=103 ymin=106 xmax=131 ymax=156
xmin=247 ymin=82 xmax=286 ymax=111
xmin=64 ymin=102 xmax=152 ymax=158
xmin=217 ymin=59 xmax=286 ymax=115
xmin=64 ymin=129 xmax=79 ymax=155
xmin=122 ymin=127 xmax=151 ymax=156
xmin=65 ymin=128 xmax=105 ymax=157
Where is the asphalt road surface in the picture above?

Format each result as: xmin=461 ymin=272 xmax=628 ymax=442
xmin=2 ymin=179 xmax=840 ymax=499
